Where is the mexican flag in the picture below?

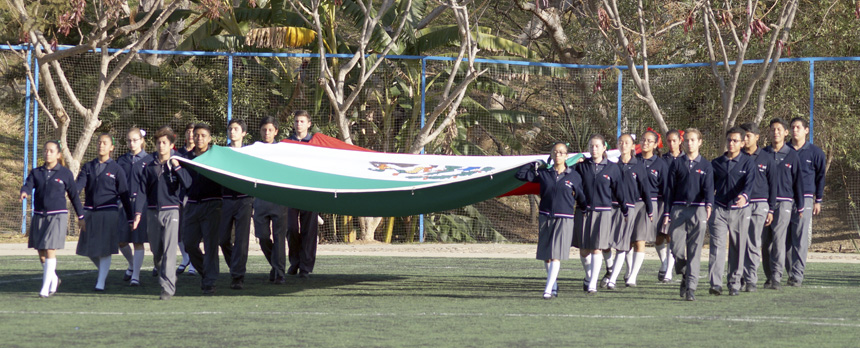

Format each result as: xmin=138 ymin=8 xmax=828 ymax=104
xmin=174 ymin=134 xmax=611 ymax=216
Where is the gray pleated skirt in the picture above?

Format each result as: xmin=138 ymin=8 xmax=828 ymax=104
xmin=580 ymin=210 xmax=612 ymax=250
xmin=28 ymin=213 xmax=68 ymax=250
xmin=610 ymin=203 xmax=642 ymax=251
xmin=632 ymin=201 xmax=657 ymax=242
xmin=536 ymin=215 xmax=574 ymax=260
xmin=76 ymin=210 xmax=120 ymax=258
xmin=119 ymin=201 xmax=148 ymax=243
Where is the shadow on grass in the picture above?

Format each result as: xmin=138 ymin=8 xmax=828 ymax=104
xmin=0 ymin=269 xmax=406 ymax=299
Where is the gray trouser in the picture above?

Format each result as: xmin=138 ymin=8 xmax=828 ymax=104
xmin=668 ymin=205 xmax=708 ymax=291
xmin=787 ymin=197 xmax=814 ymax=283
xmin=743 ymin=202 xmax=769 ymax=286
xmin=762 ymin=201 xmax=792 ymax=283
xmin=253 ymin=199 xmax=288 ymax=279
xmin=219 ymin=197 xmax=253 ymax=280
xmin=708 ymin=205 xmax=750 ymax=291
xmin=147 ymin=209 xmax=179 ymax=296
xmin=182 ymin=200 xmax=222 ymax=288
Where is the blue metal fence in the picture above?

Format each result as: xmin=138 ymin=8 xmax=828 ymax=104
xmin=4 ymin=43 xmax=858 ymax=241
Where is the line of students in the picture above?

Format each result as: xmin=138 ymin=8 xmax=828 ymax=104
xmin=516 ymin=117 xmax=825 ymax=301
xmin=21 ymin=111 xmax=321 ymax=300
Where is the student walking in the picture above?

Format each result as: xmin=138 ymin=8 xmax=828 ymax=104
xmin=20 ymin=140 xmax=85 ymax=298
xmin=219 ymin=119 xmax=254 ymax=290
xmin=739 ymin=123 xmax=775 ymax=292
xmin=117 ymin=127 xmax=151 ymax=286
xmin=253 ymin=116 xmax=289 ymax=284
xmin=286 ymin=111 xmax=321 ymax=279
xmin=787 ymin=117 xmax=826 ymax=287
xmin=664 ymin=128 xmax=713 ymax=301
xmin=516 ymin=143 xmax=583 ymax=299
xmin=75 ymin=134 xmax=138 ymax=292
xmin=656 ymin=130 xmax=683 ymax=282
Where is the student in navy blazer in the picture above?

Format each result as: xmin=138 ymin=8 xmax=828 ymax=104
xmin=761 ymin=118 xmax=804 ymax=290
xmin=516 ymin=142 xmax=583 ymax=299
xmin=575 ymin=134 xmax=628 ymax=294
xmin=707 ymin=127 xmax=755 ymax=297
xmin=739 ymin=122 xmax=777 ymax=292
xmin=787 ymin=117 xmax=826 ymax=287
xmin=75 ymin=134 xmax=137 ymax=292
xmin=664 ymin=128 xmax=713 ymax=301
xmin=20 ymin=140 xmax=85 ymax=298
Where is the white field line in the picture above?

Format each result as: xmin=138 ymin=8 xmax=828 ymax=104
xmin=0 ymin=310 xmax=857 ymax=328
xmin=0 ymin=270 xmax=95 ymax=284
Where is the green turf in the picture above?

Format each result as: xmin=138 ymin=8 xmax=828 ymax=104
xmin=0 ymin=255 xmax=858 ymax=347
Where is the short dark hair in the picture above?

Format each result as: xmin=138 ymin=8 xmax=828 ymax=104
xmin=739 ymin=122 xmax=760 ymax=135
xmin=193 ymin=122 xmax=212 ymax=134
xmin=666 ymin=129 xmax=682 ymax=140
xmin=228 ymin=119 xmax=247 ymax=133
xmin=769 ymin=118 xmax=788 ymax=129
xmin=260 ymin=116 xmax=279 ymax=130
xmin=293 ymin=110 xmax=311 ymax=121
xmin=155 ymin=126 xmax=177 ymax=144
xmin=726 ymin=126 xmax=746 ymax=139
xmin=98 ymin=133 xmax=115 ymax=145
xmin=588 ymin=134 xmax=606 ymax=147
xmin=790 ymin=117 xmax=808 ymax=129
xmin=184 ymin=122 xmax=196 ymax=131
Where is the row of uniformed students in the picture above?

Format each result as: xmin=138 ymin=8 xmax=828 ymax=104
xmin=21 ymin=111 xmax=320 ymax=300
xmin=516 ymin=117 xmax=825 ymax=301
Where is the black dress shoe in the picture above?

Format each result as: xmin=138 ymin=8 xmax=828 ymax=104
xmin=679 ymin=279 xmax=687 ymax=298
xmin=729 ymin=289 xmax=740 ymax=296
xmin=298 ymin=271 xmax=310 ymax=279
xmin=771 ymin=281 xmax=782 ymax=290
xmin=273 ymin=277 xmax=286 ymax=285
xmin=685 ymin=290 xmax=696 ymax=301
xmin=230 ymin=278 xmax=244 ymax=290
xmin=709 ymin=286 xmax=722 ymax=296
xmin=123 ymin=269 xmax=133 ymax=281
xmin=202 ymin=286 xmax=216 ymax=295
xmin=159 ymin=291 xmax=172 ymax=300
xmin=287 ymin=265 xmax=299 ymax=276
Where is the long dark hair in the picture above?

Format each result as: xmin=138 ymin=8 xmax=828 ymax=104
xmin=44 ymin=140 xmax=66 ymax=167
xmin=642 ymin=130 xmax=661 ymax=156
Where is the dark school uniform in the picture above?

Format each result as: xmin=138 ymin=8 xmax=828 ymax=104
xmin=664 ymin=153 xmax=714 ymax=295
xmin=117 ymin=150 xmax=150 ymax=243
xmin=75 ymin=158 xmax=134 ymax=258
xmin=742 ymin=148 xmax=777 ymax=288
xmin=574 ymin=157 xmax=628 ymax=250
xmin=516 ymin=161 xmax=583 ymax=260
xmin=787 ymin=141 xmax=826 ymax=284
xmin=139 ymin=152 xmax=192 ymax=296
xmin=637 ymin=154 xmax=667 ymax=240
xmin=253 ymin=141 xmax=288 ymax=281
xmin=219 ymin=150 xmax=254 ymax=282
xmin=21 ymin=164 xmax=85 ymax=250
xmin=708 ymin=152 xmax=754 ymax=293
xmin=660 ymin=152 xmax=683 ymax=234
xmin=286 ymin=132 xmax=321 ymax=276
xmin=182 ymin=150 xmax=223 ymax=290
xmin=760 ymin=144 xmax=804 ymax=285
xmin=612 ymin=157 xmax=653 ymax=250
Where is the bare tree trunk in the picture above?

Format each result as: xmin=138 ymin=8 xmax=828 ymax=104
xmin=515 ymin=0 xmax=583 ymax=64
xmin=358 ymin=217 xmax=384 ymax=242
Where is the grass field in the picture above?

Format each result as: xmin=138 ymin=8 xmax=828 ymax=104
xmin=0 ymin=255 xmax=858 ymax=347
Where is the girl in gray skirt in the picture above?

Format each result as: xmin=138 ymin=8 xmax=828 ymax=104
xmin=516 ymin=143 xmax=583 ymax=299
xmin=76 ymin=134 xmax=137 ymax=291
xmin=20 ymin=140 xmax=85 ymax=298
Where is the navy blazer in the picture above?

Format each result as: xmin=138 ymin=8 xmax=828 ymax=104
xmin=76 ymin=158 xmax=134 ymax=219
xmin=117 ymin=150 xmax=149 ymax=199
xmin=516 ymin=162 xmax=583 ymax=218
xmin=711 ymin=153 xmax=755 ymax=210
xmin=746 ymin=148 xmax=778 ymax=213
xmin=664 ymin=153 xmax=714 ymax=215
xmin=793 ymin=142 xmax=826 ymax=203
xmin=183 ymin=150 xmax=223 ymax=203
xmin=617 ymin=157 xmax=653 ymax=217
xmin=575 ymin=157 xmax=628 ymax=216
xmin=21 ymin=164 xmax=85 ymax=220
xmin=139 ymin=152 xmax=192 ymax=213
xmin=763 ymin=144 xmax=805 ymax=212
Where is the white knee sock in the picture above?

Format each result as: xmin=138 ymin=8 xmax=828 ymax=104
xmin=656 ymin=243 xmax=667 ymax=264
xmin=603 ymin=251 xmax=614 ymax=275
xmin=96 ymin=256 xmax=111 ymax=290
xmin=119 ymin=245 xmax=133 ymax=269
xmin=132 ymin=249 xmax=144 ymax=281
xmin=665 ymin=251 xmax=676 ymax=280
xmin=544 ymin=261 xmax=560 ymax=295
xmin=609 ymin=251 xmax=626 ymax=284
xmin=580 ymin=255 xmax=592 ymax=282
xmin=628 ymin=252 xmax=646 ymax=284
xmin=625 ymin=250 xmax=634 ymax=278
xmin=588 ymin=256 xmax=603 ymax=291
xmin=40 ymin=258 xmax=56 ymax=297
